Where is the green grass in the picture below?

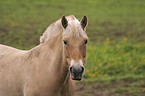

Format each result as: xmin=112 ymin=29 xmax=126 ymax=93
xmin=85 ymin=39 xmax=145 ymax=79
xmin=0 ymin=0 xmax=145 ymax=95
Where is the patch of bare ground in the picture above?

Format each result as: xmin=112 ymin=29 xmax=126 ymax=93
xmin=74 ymin=77 xmax=145 ymax=96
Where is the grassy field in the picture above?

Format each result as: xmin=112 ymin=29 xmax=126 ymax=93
xmin=86 ymin=40 xmax=145 ymax=79
xmin=0 ymin=0 xmax=145 ymax=48
xmin=0 ymin=0 xmax=145 ymax=95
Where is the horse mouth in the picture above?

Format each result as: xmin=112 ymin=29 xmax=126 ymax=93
xmin=70 ymin=72 xmax=83 ymax=81
xmin=71 ymin=75 xmax=82 ymax=81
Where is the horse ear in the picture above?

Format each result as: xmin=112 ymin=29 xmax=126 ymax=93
xmin=80 ymin=15 xmax=88 ymax=30
xmin=61 ymin=16 xmax=68 ymax=29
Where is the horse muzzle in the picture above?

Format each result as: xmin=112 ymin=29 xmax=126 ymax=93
xmin=69 ymin=66 xmax=85 ymax=81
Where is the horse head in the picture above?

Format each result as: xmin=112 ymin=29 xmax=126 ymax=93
xmin=61 ymin=15 xmax=88 ymax=80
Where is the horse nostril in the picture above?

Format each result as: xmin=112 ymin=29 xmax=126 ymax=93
xmin=69 ymin=67 xmax=72 ymax=72
xmin=81 ymin=67 xmax=85 ymax=73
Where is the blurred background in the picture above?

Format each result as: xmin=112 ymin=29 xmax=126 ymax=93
xmin=0 ymin=0 xmax=145 ymax=95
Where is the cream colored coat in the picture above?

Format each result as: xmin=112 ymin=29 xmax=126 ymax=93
xmin=0 ymin=15 xmax=88 ymax=96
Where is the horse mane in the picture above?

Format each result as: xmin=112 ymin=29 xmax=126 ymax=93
xmin=40 ymin=19 xmax=62 ymax=43
xmin=40 ymin=15 xmax=86 ymax=43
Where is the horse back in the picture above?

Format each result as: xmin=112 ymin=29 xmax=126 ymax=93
xmin=0 ymin=44 xmax=27 ymax=96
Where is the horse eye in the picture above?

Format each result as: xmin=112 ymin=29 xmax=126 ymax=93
xmin=84 ymin=40 xmax=88 ymax=45
xmin=63 ymin=40 xmax=68 ymax=45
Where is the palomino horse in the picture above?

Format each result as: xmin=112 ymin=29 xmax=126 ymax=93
xmin=0 ymin=15 xmax=88 ymax=96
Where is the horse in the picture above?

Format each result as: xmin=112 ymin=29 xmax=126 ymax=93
xmin=0 ymin=15 xmax=88 ymax=96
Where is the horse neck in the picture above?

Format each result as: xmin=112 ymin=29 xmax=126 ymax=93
xmin=29 ymin=32 xmax=70 ymax=83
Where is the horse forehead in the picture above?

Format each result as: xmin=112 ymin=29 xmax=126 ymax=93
xmin=63 ymin=22 xmax=86 ymax=38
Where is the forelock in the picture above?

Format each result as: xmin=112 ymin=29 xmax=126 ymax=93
xmin=40 ymin=15 xmax=87 ymax=43
xmin=63 ymin=16 xmax=86 ymax=38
